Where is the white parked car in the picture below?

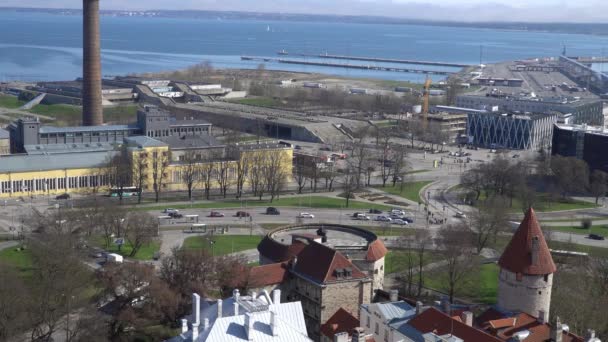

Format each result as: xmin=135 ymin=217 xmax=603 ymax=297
xmin=375 ymin=216 xmax=392 ymax=222
xmin=356 ymin=214 xmax=371 ymax=221
xmin=298 ymin=212 xmax=315 ymax=219
xmin=389 ymin=209 xmax=406 ymax=216
xmin=164 ymin=208 xmax=179 ymax=215
xmin=392 ymin=219 xmax=409 ymax=225
xmin=455 ymin=211 xmax=467 ymax=219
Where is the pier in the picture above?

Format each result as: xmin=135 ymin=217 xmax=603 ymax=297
xmin=276 ymin=52 xmax=472 ymax=68
xmin=241 ymin=56 xmax=454 ymax=75
xmin=575 ymin=56 xmax=608 ymax=64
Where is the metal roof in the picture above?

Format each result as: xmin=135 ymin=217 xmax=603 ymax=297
xmin=39 ymin=124 xmax=139 ymax=134
xmin=24 ymin=142 xmax=115 ymax=155
xmin=376 ymin=301 xmax=416 ymax=323
xmin=0 ymin=128 xmax=8 ymax=139
xmin=124 ymin=136 xmax=168 ymax=148
xmin=0 ymin=151 xmax=115 ymax=173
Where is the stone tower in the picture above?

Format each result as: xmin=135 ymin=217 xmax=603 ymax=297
xmin=82 ymin=0 xmax=103 ymax=126
xmin=497 ymin=208 xmax=556 ymax=318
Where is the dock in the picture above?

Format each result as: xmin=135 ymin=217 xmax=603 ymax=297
xmin=575 ymin=56 xmax=608 ymax=64
xmin=241 ymin=56 xmax=454 ymax=75
xmin=276 ymin=52 xmax=472 ymax=68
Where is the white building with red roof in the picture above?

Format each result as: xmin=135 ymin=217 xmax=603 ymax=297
xmin=497 ymin=208 xmax=556 ymax=318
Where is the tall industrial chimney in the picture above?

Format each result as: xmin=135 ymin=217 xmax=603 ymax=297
xmin=82 ymin=0 xmax=103 ymax=126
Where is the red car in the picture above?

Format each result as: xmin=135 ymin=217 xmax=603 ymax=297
xmin=209 ymin=211 xmax=225 ymax=218
xmin=235 ymin=211 xmax=250 ymax=217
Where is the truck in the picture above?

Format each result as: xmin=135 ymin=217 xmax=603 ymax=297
xmin=106 ymin=253 xmax=124 ymax=263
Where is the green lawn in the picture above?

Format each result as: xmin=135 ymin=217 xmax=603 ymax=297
xmin=0 ymin=247 xmax=34 ymax=279
xmin=138 ymin=196 xmax=393 ymax=211
xmin=474 ymin=192 xmax=598 ymax=213
xmin=233 ymin=97 xmax=280 ymax=107
xmin=29 ymin=103 xmax=82 ymax=126
xmin=543 ymin=224 xmax=608 ymax=236
xmin=375 ymin=181 xmax=434 ymax=203
xmin=183 ymin=235 xmax=262 ymax=256
xmin=90 ymin=236 xmax=161 ymax=261
xmin=0 ymin=94 xmax=25 ymax=108
xmin=103 ymin=105 xmax=138 ymax=124
xmin=493 ymin=235 xmax=608 ymax=258
xmin=385 ymin=249 xmax=442 ymax=274
xmin=424 ymin=262 xmax=498 ymax=304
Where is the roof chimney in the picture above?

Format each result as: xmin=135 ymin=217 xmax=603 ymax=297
xmin=191 ymin=322 xmax=199 ymax=341
xmin=181 ymin=319 xmax=188 ymax=334
xmin=203 ymin=318 xmax=209 ymax=330
xmin=352 ymin=327 xmax=366 ymax=342
xmin=233 ymin=302 xmax=239 ymax=316
xmin=244 ymin=312 xmax=254 ymax=341
xmin=334 ymin=332 xmax=349 ymax=342
xmin=460 ymin=311 xmax=473 ymax=327
xmin=441 ymin=296 xmax=450 ymax=314
xmin=233 ymin=288 xmax=240 ymax=301
xmin=192 ymin=293 xmax=201 ymax=325
xmin=292 ymin=256 xmax=298 ymax=270
xmin=217 ymin=299 xmax=223 ymax=319
xmin=532 ymin=236 xmax=540 ymax=265
xmin=551 ymin=317 xmax=563 ymax=342
xmin=270 ymin=310 xmax=278 ymax=337
xmin=585 ymin=329 xmax=600 ymax=342
xmin=389 ymin=289 xmax=399 ymax=302
xmin=272 ymin=289 xmax=281 ymax=304
xmin=416 ymin=301 xmax=424 ymax=315
xmin=538 ymin=310 xmax=546 ymax=324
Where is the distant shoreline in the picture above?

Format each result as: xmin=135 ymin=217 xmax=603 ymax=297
xmin=2 ymin=6 xmax=608 ymax=37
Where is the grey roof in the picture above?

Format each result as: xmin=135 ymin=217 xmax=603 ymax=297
xmin=25 ymin=142 xmax=115 ymax=155
xmin=0 ymin=128 xmax=8 ymax=140
xmin=160 ymin=135 xmax=220 ymax=149
xmin=376 ymin=301 xmax=416 ymax=324
xmin=124 ymin=136 xmax=168 ymax=148
xmin=39 ymin=124 xmax=139 ymax=134
xmin=0 ymin=151 xmax=115 ymax=173
xmin=170 ymin=119 xmax=212 ymax=127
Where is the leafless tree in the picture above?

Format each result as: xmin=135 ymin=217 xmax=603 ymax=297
xmin=234 ymin=151 xmax=249 ymax=199
xmin=0 ymin=264 xmax=28 ymax=341
xmin=248 ymin=153 xmax=267 ymax=200
xmin=180 ymin=150 xmax=201 ymax=201
xmin=414 ymin=229 xmax=431 ymax=297
xmin=589 ymin=170 xmax=608 ymax=204
xmin=151 ymin=149 xmax=170 ymax=203
xmin=551 ymin=155 xmax=589 ymax=198
xmin=470 ymin=196 xmax=510 ymax=253
xmin=265 ymin=150 xmax=289 ymax=202
xmin=321 ymin=162 xmax=339 ymax=192
xmin=341 ymin=165 xmax=358 ymax=208
xmin=293 ymin=154 xmax=310 ymax=194
xmin=104 ymin=148 xmax=132 ymax=204
xmin=130 ymin=151 xmax=148 ymax=204
xmin=435 ymin=223 xmax=477 ymax=303
xmin=391 ymin=146 xmax=409 ymax=187
xmin=445 ymin=77 xmax=463 ymax=106
xmin=215 ymin=159 xmax=232 ymax=198
xmin=200 ymin=161 xmax=215 ymax=200
xmin=123 ymin=212 xmax=159 ymax=257
xmin=379 ymin=136 xmax=393 ymax=187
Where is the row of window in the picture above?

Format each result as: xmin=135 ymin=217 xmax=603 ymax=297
xmin=0 ymin=175 xmax=111 ymax=194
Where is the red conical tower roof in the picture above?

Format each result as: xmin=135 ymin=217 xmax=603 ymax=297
xmin=498 ymin=208 xmax=556 ymax=275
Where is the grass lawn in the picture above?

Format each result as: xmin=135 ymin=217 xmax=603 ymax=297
xmin=0 ymin=94 xmax=25 ymax=108
xmin=376 ymin=181 xmax=434 ymax=203
xmin=138 ymin=196 xmax=393 ymax=212
xmin=0 ymin=247 xmax=34 ymax=279
xmin=29 ymin=103 xmax=82 ymax=125
xmin=474 ymin=192 xmax=598 ymax=213
xmin=183 ymin=235 xmax=262 ymax=255
xmin=385 ymin=249 xmax=442 ymax=274
xmin=90 ymin=236 xmax=161 ymax=261
xmin=424 ymin=262 xmax=498 ymax=304
xmin=103 ymin=105 xmax=138 ymax=124
xmin=233 ymin=97 xmax=280 ymax=107
xmin=493 ymin=235 xmax=608 ymax=258
xmin=543 ymin=224 xmax=608 ymax=236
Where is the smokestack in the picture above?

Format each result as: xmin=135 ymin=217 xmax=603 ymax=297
xmin=82 ymin=0 xmax=103 ymax=126
xmin=389 ymin=289 xmax=399 ymax=302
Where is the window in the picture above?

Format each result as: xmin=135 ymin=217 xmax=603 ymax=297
xmin=366 ymin=315 xmax=370 ymax=328
xmin=375 ymin=323 xmax=379 ymax=335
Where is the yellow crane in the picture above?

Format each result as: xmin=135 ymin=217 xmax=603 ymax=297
xmin=422 ymin=77 xmax=432 ymax=130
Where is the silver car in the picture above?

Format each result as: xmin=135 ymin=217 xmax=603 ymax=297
xmin=392 ymin=219 xmax=408 ymax=225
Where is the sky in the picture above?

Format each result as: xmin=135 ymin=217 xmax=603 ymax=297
xmin=2 ymin=0 xmax=607 ymax=23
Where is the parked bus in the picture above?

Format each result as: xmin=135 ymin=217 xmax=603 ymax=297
xmin=109 ymin=187 xmax=140 ymax=197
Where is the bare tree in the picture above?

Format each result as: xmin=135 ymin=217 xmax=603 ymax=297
xmin=151 ymin=149 xmax=170 ymax=203
xmin=379 ymin=136 xmax=393 ymax=187
xmin=341 ymin=165 xmax=358 ymax=208
xmin=321 ymin=162 xmax=339 ymax=192
xmin=435 ymin=223 xmax=477 ymax=303
xmin=97 ymin=204 xmax=128 ymax=249
xmin=130 ymin=151 xmax=148 ymax=204
xmin=200 ymin=161 xmax=215 ymax=200
xmin=0 ymin=265 xmax=28 ymax=341
xmin=414 ymin=229 xmax=431 ymax=297
xmin=215 ymin=159 xmax=232 ymax=198
xmin=180 ymin=150 xmax=201 ymax=201
xmin=265 ymin=150 xmax=289 ymax=202
xmin=104 ymin=148 xmax=132 ymax=204
xmin=391 ymin=146 xmax=409 ymax=187
xmin=248 ymin=153 xmax=267 ymax=200
xmin=445 ymin=77 xmax=463 ymax=106
xmin=293 ymin=154 xmax=310 ymax=194
xmin=551 ymin=155 xmax=589 ymax=198
xmin=470 ymin=196 xmax=510 ymax=253
xmin=589 ymin=170 xmax=608 ymax=204
xmin=234 ymin=152 xmax=249 ymax=199
xmin=123 ymin=212 xmax=159 ymax=257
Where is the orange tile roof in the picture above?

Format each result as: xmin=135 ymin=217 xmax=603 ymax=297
xmin=488 ymin=318 xmax=516 ymax=329
xmin=234 ymin=262 xmax=288 ymax=289
xmin=408 ymin=308 xmax=503 ymax=342
xmin=366 ymin=239 xmax=388 ymax=262
xmin=320 ymin=308 xmax=360 ymax=338
xmin=293 ymin=241 xmax=367 ymax=284
xmin=498 ymin=208 xmax=556 ymax=275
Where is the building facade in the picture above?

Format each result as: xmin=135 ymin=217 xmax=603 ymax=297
xmin=552 ymin=124 xmax=608 ymax=172
xmin=456 ymin=94 xmax=604 ymax=126
xmin=466 ymin=112 xmax=557 ymax=150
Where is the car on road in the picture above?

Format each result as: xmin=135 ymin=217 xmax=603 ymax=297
xmin=209 ymin=211 xmax=225 ymax=218
xmin=389 ymin=209 xmax=406 ymax=216
xmin=163 ymin=208 xmax=179 ymax=215
xmin=369 ymin=209 xmax=382 ymax=214
xmin=319 ymin=146 xmax=332 ymax=151
xmin=55 ymin=193 xmax=70 ymax=200
xmin=392 ymin=219 xmax=408 ymax=225
xmin=294 ymin=145 xmax=302 ymax=150
xmin=589 ymin=234 xmax=605 ymax=241
xmin=235 ymin=211 xmax=251 ymax=218
xmin=375 ymin=216 xmax=392 ymax=222
xmin=266 ymin=207 xmax=280 ymax=215
xmin=355 ymin=214 xmax=371 ymax=221
xmin=298 ymin=212 xmax=315 ymax=219
xmin=169 ymin=212 xmax=184 ymax=219
xmin=455 ymin=211 xmax=467 ymax=219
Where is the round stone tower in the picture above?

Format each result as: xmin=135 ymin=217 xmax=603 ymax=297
xmin=497 ymin=208 xmax=556 ymax=318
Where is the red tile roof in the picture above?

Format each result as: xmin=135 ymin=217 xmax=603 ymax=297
xmin=244 ymin=262 xmax=288 ymax=288
xmin=408 ymin=308 xmax=503 ymax=342
xmin=293 ymin=241 xmax=367 ymax=284
xmin=257 ymin=237 xmax=307 ymax=263
xmin=477 ymin=309 xmax=584 ymax=342
xmin=366 ymin=239 xmax=388 ymax=262
xmin=498 ymin=208 xmax=556 ymax=275
xmin=488 ymin=318 xmax=516 ymax=329
xmin=320 ymin=308 xmax=360 ymax=338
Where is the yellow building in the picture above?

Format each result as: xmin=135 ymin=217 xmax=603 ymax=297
xmin=0 ymin=136 xmax=293 ymax=199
